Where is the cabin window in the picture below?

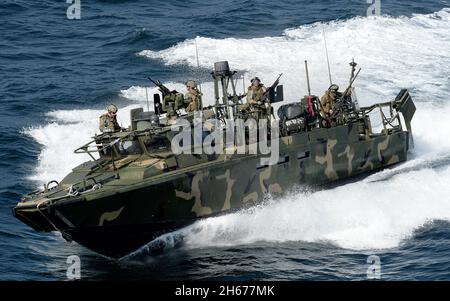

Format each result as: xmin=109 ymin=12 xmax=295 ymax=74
xmin=117 ymin=140 xmax=142 ymax=156
xmin=144 ymin=137 xmax=171 ymax=153
xmin=100 ymin=146 xmax=113 ymax=157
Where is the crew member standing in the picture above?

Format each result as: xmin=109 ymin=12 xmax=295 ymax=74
xmin=99 ymin=104 xmax=122 ymax=132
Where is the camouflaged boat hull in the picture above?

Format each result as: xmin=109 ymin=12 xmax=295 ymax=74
xmin=13 ymin=123 xmax=409 ymax=258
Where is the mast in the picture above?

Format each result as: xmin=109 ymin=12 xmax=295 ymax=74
xmin=212 ymin=61 xmax=237 ymax=121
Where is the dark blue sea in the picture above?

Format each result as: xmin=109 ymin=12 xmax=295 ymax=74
xmin=1 ymin=0 xmax=450 ymax=280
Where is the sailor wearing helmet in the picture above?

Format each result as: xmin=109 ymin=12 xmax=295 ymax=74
xmin=320 ymin=84 xmax=341 ymax=117
xmin=185 ymin=80 xmax=202 ymax=113
xmin=246 ymin=77 xmax=267 ymax=105
xmin=99 ymin=104 xmax=122 ymax=132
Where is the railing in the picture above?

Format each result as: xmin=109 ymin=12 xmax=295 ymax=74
xmin=359 ymin=101 xmax=403 ymax=135
xmin=74 ymin=137 xmax=121 ymax=157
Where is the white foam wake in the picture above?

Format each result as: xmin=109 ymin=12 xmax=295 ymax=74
xmin=175 ymin=166 xmax=450 ymax=250
xmin=26 ymin=8 xmax=450 ymax=251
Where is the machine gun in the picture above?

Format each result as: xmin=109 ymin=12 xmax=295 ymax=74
xmin=329 ymin=63 xmax=362 ymax=118
xmin=329 ymin=69 xmax=362 ymax=122
xmin=227 ymin=93 xmax=246 ymax=103
xmin=148 ymin=77 xmax=185 ymax=116
xmin=266 ymin=73 xmax=283 ymax=92
xmin=342 ymin=67 xmax=361 ymax=98
xmin=228 ymin=73 xmax=284 ymax=107
xmin=148 ymin=77 xmax=176 ymax=96
xmin=264 ymin=73 xmax=284 ymax=103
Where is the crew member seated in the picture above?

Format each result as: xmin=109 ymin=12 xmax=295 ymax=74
xmin=234 ymin=77 xmax=270 ymax=121
xmin=185 ymin=80 xmax=202 ymax=112
xmin=246 ymin=77 xmax=267 ymax=107
xmin=99 ymin=104 xmax=124 ymax=133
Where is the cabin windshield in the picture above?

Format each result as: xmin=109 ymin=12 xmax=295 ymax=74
xmin=117 ymin=139 xmax=142 ymax=156
xmin=144 ymin=136 xmax=171 ymax=153
xmin=99 ymin=145 xmax=113 ymax=158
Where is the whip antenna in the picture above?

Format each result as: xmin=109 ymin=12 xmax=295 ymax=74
xmin=322 ymin=24 xmax=333 ymax=85
xmin=195 ymin=37 xmax=203 ymax=110
xmin=145 ymin=87 xmax=150 ymax=112
xmin=305 ymin=60 xmax=315 ymax=118
xmin=195 ymin=37 xmax=202 ymax=93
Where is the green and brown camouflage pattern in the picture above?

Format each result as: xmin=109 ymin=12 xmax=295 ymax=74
xmin=13 ymin=86 xmax=415 ymax=258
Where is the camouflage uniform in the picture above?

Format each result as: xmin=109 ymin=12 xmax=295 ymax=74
xmin=99 ymin=104 xmax=121 ymax=132
xmin=185 ymin=80 xmax=202 ymax=113
xmin=320 ymin=84 xmax=341 ymax=117
xmin=320 ymin=92 xmax=337 ymax=116
xmin=246 ymin=84 xmax=267 ymax=105
xmin=238 ymin=77 xmax=268 ymax=119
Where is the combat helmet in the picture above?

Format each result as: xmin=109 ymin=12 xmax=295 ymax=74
xmin=329 ymin=84 xmax=339 ymax=92
xmin=251 ymin=77 xmax=261 ymax=84
xmin=186 ymin=80 xmax=198 ymax=89
xmin=107 ymin=104 xmax=118 ymax=114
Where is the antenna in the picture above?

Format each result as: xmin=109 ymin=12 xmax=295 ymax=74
xmin=305 ymin=60 xmax=315 ymax=118
xmin=195 ymin=37 xmax=202 ymax=93
xmin=195 ymin=37 xmax=203 ymax=110
xmin=145 ymin=87 xmax=150 ymax=112
xmin=349 ymin=58 xmax=357 ymax=85
xmin=322 ymin=24 xmax=333 ymax=85
xmin=305 ymin=60 xmax=311 ymax=96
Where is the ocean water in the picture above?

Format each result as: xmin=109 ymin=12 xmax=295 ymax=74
xmin=1 ymin=0 xmax=450 ymax=280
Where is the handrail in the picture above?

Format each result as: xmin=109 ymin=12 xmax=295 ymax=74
xmin=74 ymin=137 xmax=121 ymax=154
xmin=359 ymin=102 xmax=389 ymax=115
xmin=359 ymin=100 xmax=403 ymax=133
xmin=74 ymin=126 xmax=173 ymax=156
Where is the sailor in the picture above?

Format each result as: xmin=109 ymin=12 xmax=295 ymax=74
xmin=320 ymin=84 xmax=353 ymax=118
xmin=185 ymin=80 xmax=202 ymax=112
xmin=246 ymin=77 xmax=267 ymax=106
xmin=99 ymin=104 xmax=122 ymax=133
xmin=320 ymin=84 xmax=342 ymax=117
